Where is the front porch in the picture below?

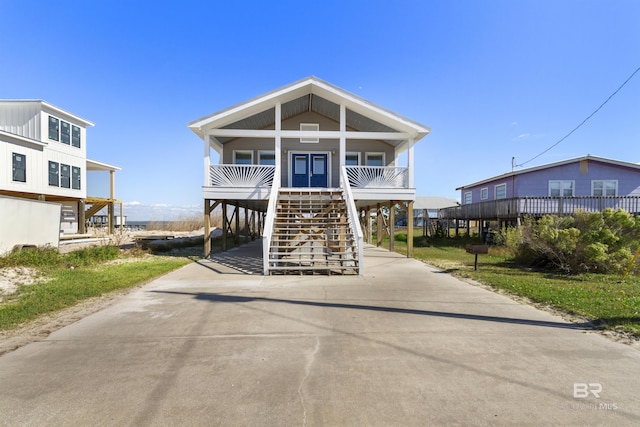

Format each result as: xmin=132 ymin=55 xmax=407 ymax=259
xmin=191 ymin=77 xmax=431 ymax=275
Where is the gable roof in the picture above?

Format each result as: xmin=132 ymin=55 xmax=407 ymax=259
xmin=456 ymin=155 xmax=640 ymax=190
xmin=188 ymin=76 xmax=431 ymax=146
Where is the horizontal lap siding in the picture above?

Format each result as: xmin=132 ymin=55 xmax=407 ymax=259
xmin=222 ymin=111 xmax=397 ymax=187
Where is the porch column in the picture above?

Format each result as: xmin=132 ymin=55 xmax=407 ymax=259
xmin=407 ymin=200 xmax=414 ymax=258
xmin=203 ymin=134 xmax=210 ymax=187
xmin=204 ymin=199 xmax=211 ymax=257
xmin=339 ymin=104 xmax=346 ymax=186
xmin=407 ymin=138 xmax=415 ymax=188
xmin=275 ymin=102 xmax=282 ymax=184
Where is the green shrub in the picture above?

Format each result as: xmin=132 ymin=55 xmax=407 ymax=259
xmin=513 ymin=209 xmax=640 ymax=274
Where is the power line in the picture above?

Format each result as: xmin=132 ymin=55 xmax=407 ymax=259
xmin=516 ymin=65 xmax=640 ymax=168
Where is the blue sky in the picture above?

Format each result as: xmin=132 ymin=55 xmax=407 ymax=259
xmin=2 ymin=0 xmax=639 ymax=220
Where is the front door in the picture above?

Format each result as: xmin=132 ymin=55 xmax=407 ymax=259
xmin=291 ymin=153 xmax=328 ymax=187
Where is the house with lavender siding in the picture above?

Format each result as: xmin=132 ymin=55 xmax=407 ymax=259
xmin=439 ymin=155 xmax=640 ymax=227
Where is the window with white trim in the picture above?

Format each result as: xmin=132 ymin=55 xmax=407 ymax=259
xmin=365 ymin=152 xmax=385 ymax=167
xmin=345 ymin=152 xmax=360 ymax=166
xmin=258 ymin=151 xmax=275 ymax=165
xmin=495 ymin=183 xmax=507 ymax=199
xmin=300 ymin=123 xmax=319 ymax=143
xmin=463 ymin=191 xmax=472 ymax=204
xmin=233 ymin=150 xmax=253 ymax=165
xmin=480 ymin=187 xmax=489 ymax=200
xmin=12 ymin=153 xmax=26 ymax=182
xmin=592 ymin=180 xmax=617 ymax=196
xmin=549 ymin=180 xmax=574 ymax=197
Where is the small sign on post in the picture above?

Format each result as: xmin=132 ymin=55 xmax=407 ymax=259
xmin=465 ymin=245 xmax=489 ymax=271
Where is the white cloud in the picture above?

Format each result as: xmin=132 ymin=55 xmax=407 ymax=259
xmin=513 ymin=133 xmax=531 ymax=141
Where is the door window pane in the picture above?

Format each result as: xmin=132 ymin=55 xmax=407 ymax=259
xmin=313 ymin=156 xmax=325 ymax=174
xmin=295 ymin=156 xmax=307 ymax=174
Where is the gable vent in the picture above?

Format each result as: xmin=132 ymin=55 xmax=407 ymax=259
xmin=300 ymin=123 xmax=319 ymax=143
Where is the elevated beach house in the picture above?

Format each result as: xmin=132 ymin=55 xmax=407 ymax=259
xmin=439 ymin=154 xmax=640 ymax=231
xmin=0 ymin=100 xmax=121 ymax=240
xmin=189 ymin=77 xmax=430 ymax=275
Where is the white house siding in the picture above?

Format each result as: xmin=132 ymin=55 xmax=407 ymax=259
xmin=0 ymin=102 xmax=41 ymax=140
xmin=0 ymin=134 xmax=45 ymax=194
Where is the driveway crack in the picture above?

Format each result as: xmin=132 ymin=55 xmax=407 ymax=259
xmin=298 ymin=336 xmax=320 ymax=427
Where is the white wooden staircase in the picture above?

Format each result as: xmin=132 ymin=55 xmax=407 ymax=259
xmin=268 ymin=189 xmax=360 ymax=275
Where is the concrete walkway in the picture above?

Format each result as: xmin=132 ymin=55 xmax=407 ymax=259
xmin=1 ymin=242 xmax=639 ymax=426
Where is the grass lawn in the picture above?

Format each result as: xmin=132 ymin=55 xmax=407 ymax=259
xmin=0 ymin=246 xmax=191 ymax=331
xmin=390 ymin=237 xmax=640 ymax=337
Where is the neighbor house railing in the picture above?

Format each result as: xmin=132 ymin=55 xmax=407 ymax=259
xmin=209 ymin=164 xmax=275 ymax=187
xmin=439 ymin=196 xmax=640 ymax=220
xmin=345 ymin=166 xmax=408 ymax=189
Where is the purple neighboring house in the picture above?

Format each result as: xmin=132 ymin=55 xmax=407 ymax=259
xmin=440 ymin=155 xmax=640 ymax=226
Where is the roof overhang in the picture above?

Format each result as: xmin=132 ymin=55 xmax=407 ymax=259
xmin=0 ymin=129 xmax=47 ymax=148
xmin=87 ymin=159 xmax=121 ymax=171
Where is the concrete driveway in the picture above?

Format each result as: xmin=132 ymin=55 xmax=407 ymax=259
xmin=0 ymin=242 xmax=639 ymax=426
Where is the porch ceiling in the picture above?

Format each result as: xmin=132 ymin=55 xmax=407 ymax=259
xmin=217 ymin=94 xmax=400 ymax=146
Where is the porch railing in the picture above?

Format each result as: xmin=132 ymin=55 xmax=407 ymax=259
xmin=345 ymin=166 xmax=409 ymax=189
xmin=439 ymin=196 xmax=640 ymax=220
xmin=209 ymin=164 xmax=275 ymax=187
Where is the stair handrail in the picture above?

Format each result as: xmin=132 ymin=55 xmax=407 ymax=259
xmin=341 ymin=166 xmax=364 ymax=274
xmin=262 ymin=171 xmax=281 ymax=275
